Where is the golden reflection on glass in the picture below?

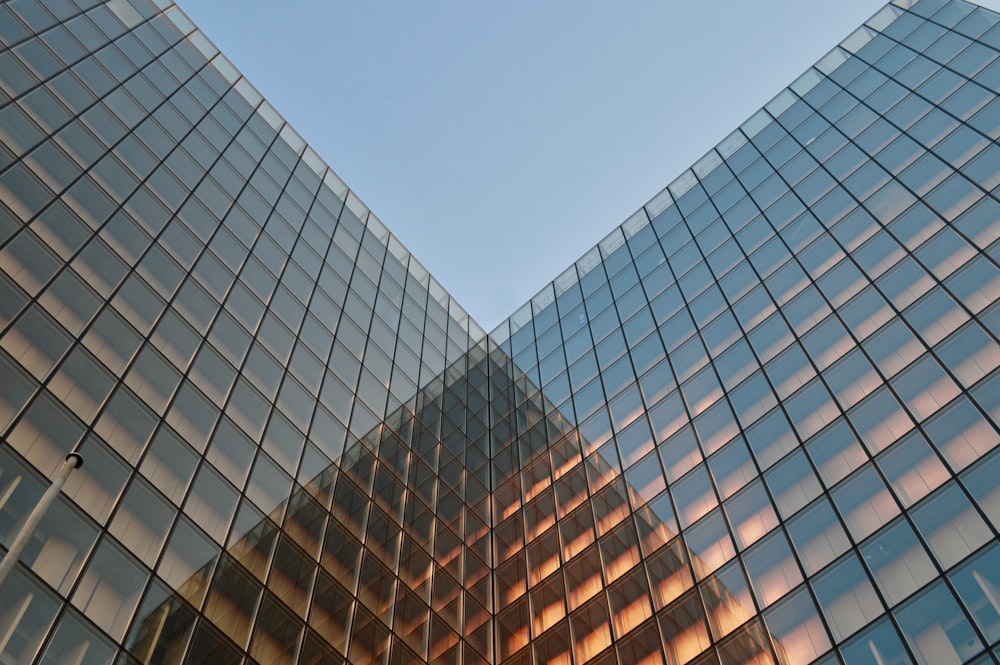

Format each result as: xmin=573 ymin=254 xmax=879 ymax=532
xmin=647 ymin=539 xmax=694 ymax=610
xmin=617 ymin=621 xmax=665 ymax=665
xmin=587 ymin=454 xmax=621 ymax=498
xmin=127 ymin=585 xmax=196 ymax=665
xmin=522 ymin=459 xmax=552 ymax=504
xmin=636 ymin=500 xmax=675 ymax=556
xmin=702 ymin=561 xmax=756 ymax=639
xmin=71 ymin=538 xmax=147 ymax=640
xmin=248 ymin=596 xmax=301 ymax=665
xmin=600 ymin=522 xmax=641 ymax=583
xmin=497 ymin=556 xmax=528 ymax=606
xmin=531 ymin=576 xmax=567 ymax=636
xmin=726 ymin=481 xmax=779 ymax=550
xmin=203 ymin=557 xmax=260 ymax=647
xmin=566 ymin=548 xmax=605 ymax=611
xmin=560 ymin=506 xmax=596 ymax=561
xmin=551 ymin=437 xmax=582 ymax=480
xmin=717 ymin=620 xmax=776 ymax=665
xmin=609 ymin=571 xmax=653 ymax=638
xmin=524 ymin=490 xmax=557 ymax=541
xmin=527 ymin=528 xmax=562 ymax=586
xmin=535 ymin=623 xmax=573 ymax=665
xmin=497 ymin=600 xmax=530 ymax=661
xmin=592 ymin=480 xmax=630 ymax=536
xmin=659 ymin=591 xmax=712 ymax=665
xmin=572 ymin=598 xmax=613 ymax=663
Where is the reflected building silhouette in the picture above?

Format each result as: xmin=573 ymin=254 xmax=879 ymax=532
xmin=1 ymin=0 xmax=999 ymax=664
xmin=123 ymin=342 xmax=777 ymax=665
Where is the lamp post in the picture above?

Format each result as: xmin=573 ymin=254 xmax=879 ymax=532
xmin=0 ymin=451 xmax=83 ymax=593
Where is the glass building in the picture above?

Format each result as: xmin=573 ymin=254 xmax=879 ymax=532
xmin=1 ymin=0 xmax=999 ymax=663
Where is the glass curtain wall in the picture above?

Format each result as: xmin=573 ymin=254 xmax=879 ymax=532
xmin=0 ymin=0 xmax=999 ymax=664
xmin=0 ymin=0 xmax=489 ymax=662
xmin=488 ymin=1 xmax=1000 ymax=664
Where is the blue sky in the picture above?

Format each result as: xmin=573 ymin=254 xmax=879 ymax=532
xmin=177 ymin=1 xmax=901 ymax=330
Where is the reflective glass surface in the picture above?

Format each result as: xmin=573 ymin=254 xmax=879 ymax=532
xmin=0 ymin=1 xmax=999 ymax=664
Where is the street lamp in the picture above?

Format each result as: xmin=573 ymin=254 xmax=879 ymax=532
xmin=0 ymin=450 xmax=83 ymax=593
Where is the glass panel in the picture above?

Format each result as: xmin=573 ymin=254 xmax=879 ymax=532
xmin=38 ymin=609 xmax=116 ymax=665
xmin=839 ymin=617 xmax=912 ymax=665
xmin=860 ymin=518 xmax=936 ymax=607
xmin=0 ymin=449 xmax=98 ymax=594
xmin=724 ymin=481 xmax=779 ymax=550
xmin=763 ymin=586 xmax=831 ymax=665
xmin=948 ymin=543 xmax=1000 ymax=644
xmin=894 ymin=581 xmax=982 ymax=665
xmin=923 ymin=396 xmax=999 ymax=472
xmin=831 ymin=465 xmax=899 ymax=541
xmin=157 ymin=515 xmax=219 ymax=606
xmin=786 ymin=497 xmax=850 ymax=576
xmin=0 ymin=567 xmax=61 ymax=665
xmin=72 ymin=537 xmax=149 ymax=640
xmin=909 ymin=481 xmax=991 ymax=569
xmin=806 ymin=418 xmax=867 ymax=488
xmin=765 ymin=449 xmax=821 ymax=520
xmin=658 ymin=590 xmax=712 ymax=665
xmin=184 ymin=463 xmax=239 ymax=544
xmin=109 ymin=476 xmax=174 ymax=568
xmin=685 ymin=509 xmax=736 ymax=580
xmin=646 ymin=537 xmax=693 ymax=610
xmin=140 ymin=427 xmax=198 ymax=504
xmin=672 ymin=465 xmax=718 ymax=529
xmin=961 ymin=450 xmax=1000 ymax=529
xmin=742 ymin=531 xmax=802 ymax=608
xmin=812 ymin=552 xmax=884 ymax=642
xmin=701 ymin=560 xmax=755 ymax=640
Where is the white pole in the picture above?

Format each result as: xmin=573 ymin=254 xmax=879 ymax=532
xmin=0 ymin=452 xmax=83 ymax=593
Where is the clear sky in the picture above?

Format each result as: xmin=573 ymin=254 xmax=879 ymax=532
xmin=177 ymin=1 xmax=913 ymax=330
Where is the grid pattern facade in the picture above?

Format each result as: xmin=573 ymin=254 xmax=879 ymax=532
xmin=0 ymin=0 xmax=490 ymax=662
xmin=0 ymin=1 xmax=999 ymax=665
xmin=484 ymin=1 xmax=1000 ymax=664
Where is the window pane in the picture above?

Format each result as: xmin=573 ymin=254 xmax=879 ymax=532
xmin=860 ymin=518 xmax=936 ymax=607
xmin=742 ymin=531 xmax=802 ymax=608
xmin=764 ymin=586 xmax=831 ymax=665
xmin=909 ymin=481 xmax=991 ymax=569
xmin=894 ymin=581 xmax=982 ymax=665
xmin=839 ymin=617 xmax=912 ymax=665
xmin=812 ymin=553 xmax=883 ymax=642
xmin=787 ymin=497 xmax=850 ymax=576
xmin=38 ymin=609 xmax=116 ymax=665
xmin=948 ymin=542 xmax=1000 ymax=644
xmin=72 ymin=537 xmax=149 ymax=640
